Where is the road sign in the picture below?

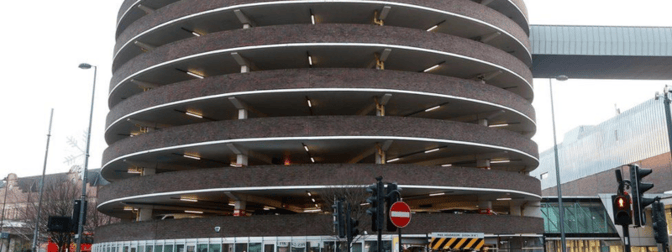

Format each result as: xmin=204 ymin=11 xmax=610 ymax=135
xmin=389 ymin=201 xmax=411 ymax=228
xmin=430 ymin=233 xmax=485 ymax=251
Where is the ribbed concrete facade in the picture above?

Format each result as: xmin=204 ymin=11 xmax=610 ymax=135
xmin=96 ymin=0 xmax=542 ymax=249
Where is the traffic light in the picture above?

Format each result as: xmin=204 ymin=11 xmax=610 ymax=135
xmin=385 ymin=183 xmax=399 ymax=231
xmin=71 ymin=199 xmax=87 ymax=232
xmin=612 ymin=195 xmax=632 ymax=225
xmin=652 ymin=201 xmax=668 ymax=245
xmin=346 ymin=203 xmax=360 ymax=244
xmin=366 ymin=177 xmax=384 ymax=231
xmin=47 ymin=216 xmax=72 ymax=233
xmin=332 ymin=200 xmax=345 ymax=238
xmin=629 ymin=164 xmax=655 ymax=227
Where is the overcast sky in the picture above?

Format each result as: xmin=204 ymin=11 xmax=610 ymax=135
xmin=1 ymin=0 xmax=671 ymax=178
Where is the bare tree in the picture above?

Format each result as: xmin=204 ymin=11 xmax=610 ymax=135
xmin=318 ymin=185 xmax=372 ymax=252
xmin=8 ymin=176 xmax=114 ymax=252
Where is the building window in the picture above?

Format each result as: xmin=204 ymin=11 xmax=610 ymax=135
xmin=540 ymin=172 xmax=549 ymax=180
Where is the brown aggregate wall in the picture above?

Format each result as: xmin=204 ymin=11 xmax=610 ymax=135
xmin=95 ymin=213 xmax=543 ymax=242
xmin=97 ymin=164 xmax=541 ymax=205
xmin=101 ymin=116 xmax=539 ymax=165
xmin=542 ymin=152 xmax=672 ymax=196
xmin=105 ymin=68 xmax=535 ymax=133
xmin=509 ymin=0 xmax=529 ymax=21
xmin=114 ymin=0 xmax=530 ymax=56
xmin=110 ymin=24 xmax=532 ymax=92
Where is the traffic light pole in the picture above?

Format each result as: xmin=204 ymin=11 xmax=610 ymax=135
xmin=398 ymin=228 xmax=402 ymax=252
xmin=621 ymin=225 xmax=631 ymax=252
xmin=663 ymin=89 xmax=672 ymax=167
xmin=376 ymin=177 xmax=383 ymax=252
xmin=32 ymin=109 xmax=54 ymax=252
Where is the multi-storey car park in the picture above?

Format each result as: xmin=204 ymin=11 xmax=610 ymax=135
xmin=95 ymin=0 xmax=544 ymax=251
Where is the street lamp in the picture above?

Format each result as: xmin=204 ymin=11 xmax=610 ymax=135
xmin=655 ymin=86 xmax=672 ymax=165
xmin=75 ymin=63 xmax=97 ymax=252
xmin=1 ymin=175 xmax=8 ymax=252
xmin=549 ymin=75 xmax=568 ymax=252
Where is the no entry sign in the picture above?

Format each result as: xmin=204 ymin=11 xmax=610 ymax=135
xmin=389 ymin=201 xmax=412 ymax=228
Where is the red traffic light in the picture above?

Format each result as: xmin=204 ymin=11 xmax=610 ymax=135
xmin=615 ymin=196 xmax=629 ymax=209
xmin=613 ymin=195 xmax=632 ymax=225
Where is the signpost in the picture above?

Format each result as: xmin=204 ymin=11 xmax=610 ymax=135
xmin=389 ymin=202 xmax=411 ymax=228
xmin=390 ymin=202 xmax=411 ymax=252
xmin=429 ymin=233 xmax=485 ymax=251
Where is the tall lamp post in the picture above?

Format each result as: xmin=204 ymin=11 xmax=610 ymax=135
xmin=75 ymin=63 xmax=97 ymax=252
xmin=1 ymin=175 xmax=9 ymax=252
xmin=549 ymin=75 xmax=569 ymax=252
xmin=655 ymin=86 xmax=672 ymax=164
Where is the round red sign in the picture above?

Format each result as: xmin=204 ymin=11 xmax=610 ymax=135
xmin=389 ymin=201 xmax=412 ymax=228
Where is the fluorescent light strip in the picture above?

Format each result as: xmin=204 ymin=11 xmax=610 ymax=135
xmin=111 ymin=43 xmax=533 ymax=100
xmin=425 ymin=105 xmax=441 ymax=112
xmin=186 ymin=71 xmax=204 ymax=79
xmin=491 ymin=160 xmax=510 ymax=164
xmin=311 ymin=198 xmax=316 ymax=202
xmin=307 ymin=191 xmax=312 ymax=196
xmin=308 ymin=56 xmax=313 ymax=65
xmin=304 ymin=209 xmax=321 ymax=213
xmin=99 ymin=184 xmax=542 ymax=210
xmin=425 ymin=148 xmax=440 ymax=153
xmin=311 ymin=15 xmax=315 ymax=25
xmin=441 ymin=164 xmax=452 ymax=167
xmin=228 ymin=203 xmax=235 ymax=206
xmin=307 ymin=99 xmax=312 ymax=107
xmin=180 ymin=198 xmax=198 ymax=202
xmin=123 ymin=206 xmax=135 ymax=211
xmin=113 ymin=2 xmax=532 ymax=66
xmin=106 ymin=87 xmax=535 ymax=135
xmin=429 ymin=192 xmax=445 ymax=196
xmin=185 ymin=111 xmax=203 ymax=118
xmin=426 ymin=25 xmax=439 ymax=32
xmin=185 ymin=210 xmax=203 ymax=214
xmin=304 ymin=145 xmax=309 ymax=152
xmin=183 ymin=154 xmax=201 ymax=160
xmin=360 ymin=202 xmax=370 ymax=206
xmin=497 ymin=198 xmax=512 ymax=201
xmin=102 ymin=135 xmax=540 ymax=172
xmin=423 ymin=64 xmax=440 ymax=72
xmin=191 ymin=31 xmax=201 ymax=37
xmin=310 ymin=157 xmax=316 ymax=163
xmin=489 ymin=123 xmax=509 ymax=128
xmin=387 ymin=158 xmax=400 ymax=163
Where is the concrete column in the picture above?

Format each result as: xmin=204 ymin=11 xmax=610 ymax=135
xmin=236 ymin=154 xmax=248 ymax=167
xmin=476 ymin=159 xmax=490 ymax=169
xmin=478 ymin=201 xmax=492 ymax=214
xmin=478 ymin=118 xmax=488 ymax=126
xmin=234 ymin=201 xmax=247 ymax=216
xmin=243 ymin=24 xmax=251 ymax=29
xmin=376 ymin=104 xmax=385 ymax=116
xmin=375 ymin=144 xmax=386 ymax=164
xmin=142 ymin=168 xmax=155 ymax=176
xmin=522 ymin=201 xmax=542 ymax=218
xmin=238 ymin=109 xmax=248 ymax=119
xmin=241 ymin=65 xmax=249 ymax=73
xmin=136 ymin=208 xmax=153 ymax=221
xmin=509 ymin=201 xmax=522 ymax=216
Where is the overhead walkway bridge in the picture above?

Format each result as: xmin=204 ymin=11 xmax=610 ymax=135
xmin=530 ymin=25 xmax=672 ymax=80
